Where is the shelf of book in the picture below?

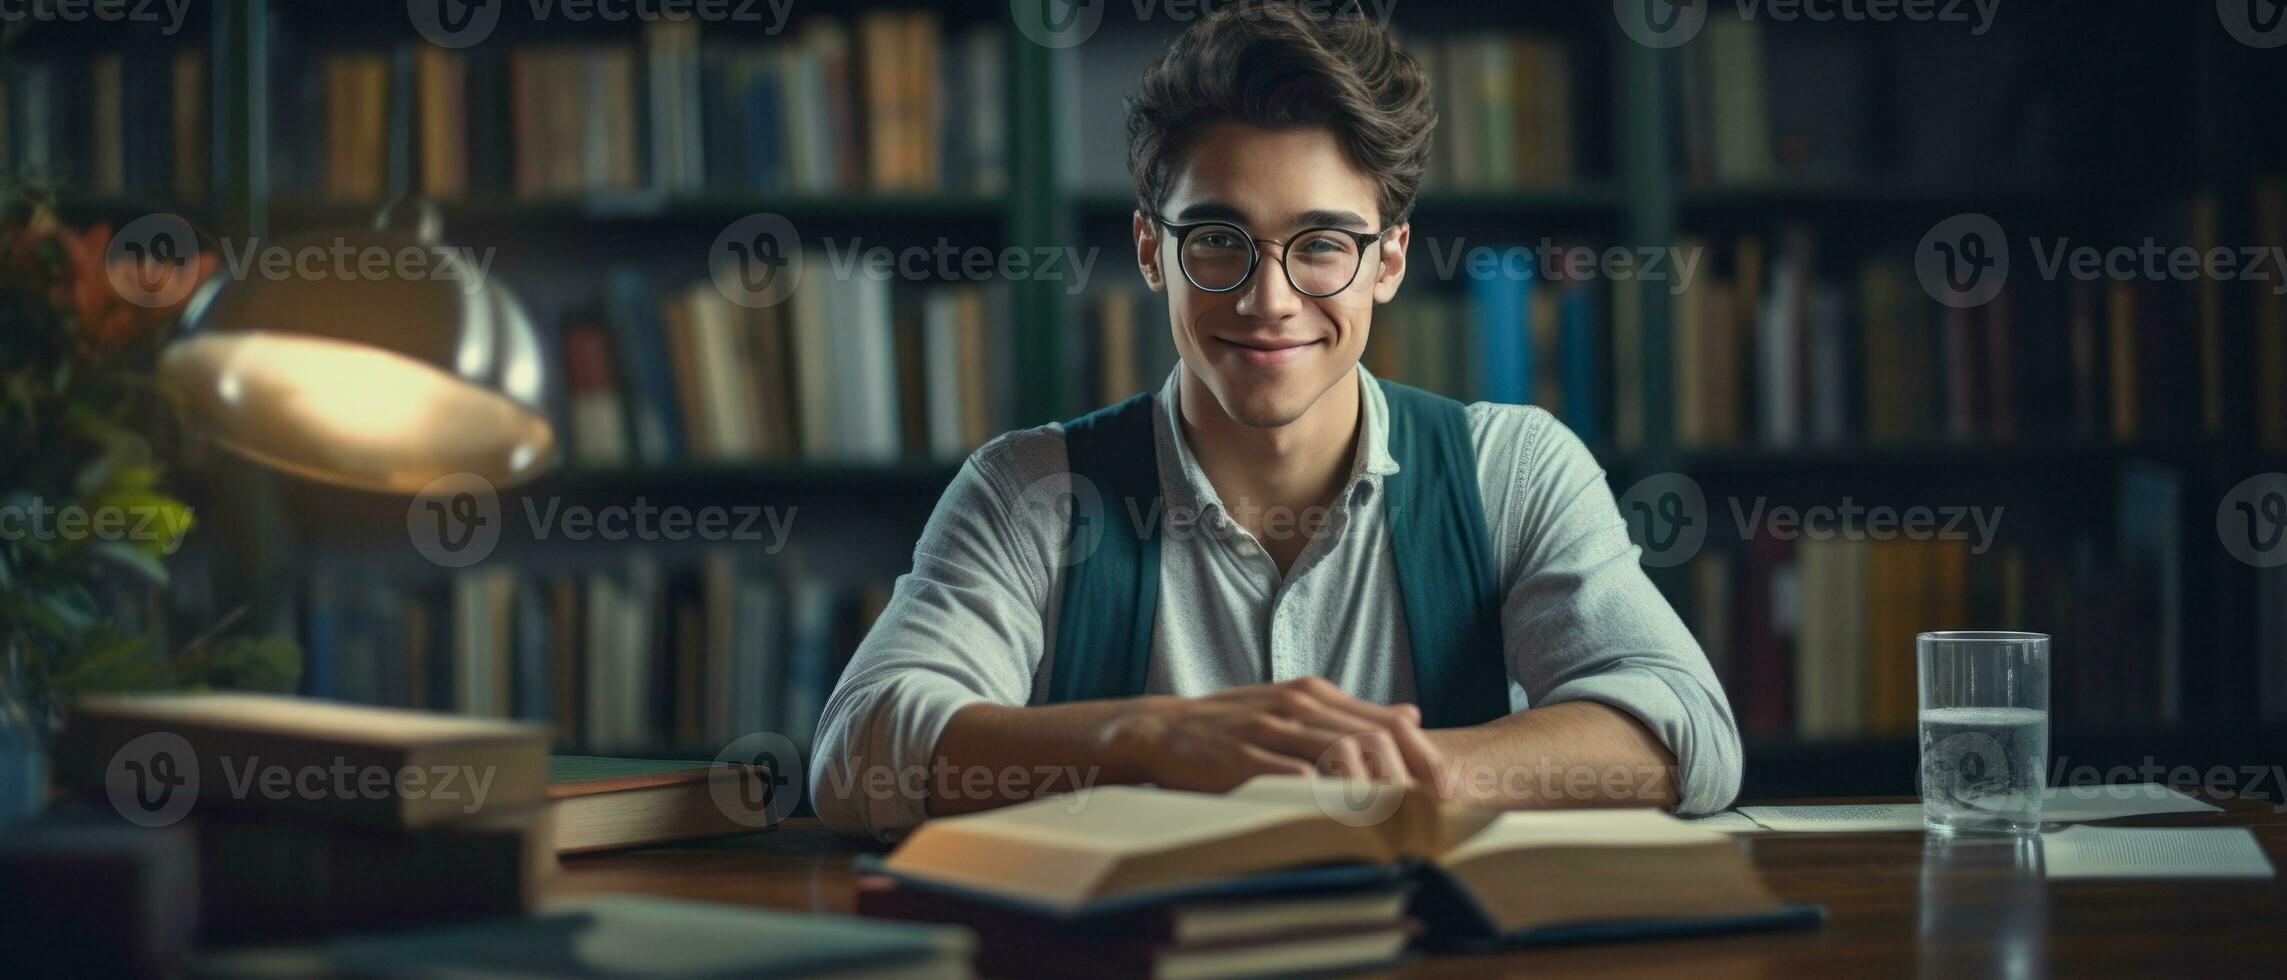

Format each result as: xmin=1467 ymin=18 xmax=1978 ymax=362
xmin=10 ymin=0 xmax=2279 ymax=774
xmin=1071 ymin=185 xmax=1635 ymax=220
xmin=267 ymin=193 xmax=1015 ymax=229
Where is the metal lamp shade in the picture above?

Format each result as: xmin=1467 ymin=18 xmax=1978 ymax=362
xmin=160 ymin=203 xmax=557 ymax=494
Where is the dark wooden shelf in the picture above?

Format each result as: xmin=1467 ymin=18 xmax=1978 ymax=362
xmin=267 ymin=192 xmax=1012 ymax=229
xmin=1071 ymin=183 xmax=1631 ymax=219
xmin=1678 ymin=178 xmax=2139 ymax=213
xmin=1668 ymin=440 xmax=2234 ymax=473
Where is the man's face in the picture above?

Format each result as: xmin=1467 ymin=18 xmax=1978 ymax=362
xmin=1135 ymin=122 xmax=1411 ymax=429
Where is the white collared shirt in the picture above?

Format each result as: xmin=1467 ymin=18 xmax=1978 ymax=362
xmin=811 ymin=367 xmax=1742 ymax=840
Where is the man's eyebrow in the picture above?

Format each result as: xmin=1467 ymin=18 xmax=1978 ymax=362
xmin=1297 ymin=209 xmax=1372 ymax=231
xmin=1164 ymin=203 xmax=1374 ymax=231
xmin=1168 ymin=201 xmax=1249 ymax=223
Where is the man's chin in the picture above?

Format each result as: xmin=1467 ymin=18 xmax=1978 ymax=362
xmin=1207 ymin=380 xmax=1320 ymax=429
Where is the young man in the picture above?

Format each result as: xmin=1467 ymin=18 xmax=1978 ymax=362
xmin=811 ymin=4 xmax=1739 ymax=840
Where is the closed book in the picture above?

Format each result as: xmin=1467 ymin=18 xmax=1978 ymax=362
xmin=53 ymin=693 xmax=551 ymax=829
xmin=564 ymin=321 xmax=631 ymax=467
xmin=857 ymin=876 xmax=1413 ymax=980
xmin=196 ymin=806 xmax=553 ymax=941
xmin=547 ymin=756 xmax=771 ymax=855
xmin=603 ymin=269 xmax=687 ymax=464
xmin=172 ymin=51 xmax=207 ymax=200
xmin=184 ymin=896 xmax=973 ymax=980
xmin=0 ymin=814 xmax=200 ymax=978
xmin=1467 ymin=247 xmax=1530 ymax=405
xmin=415 ymin=47 xmax=467 ymax=198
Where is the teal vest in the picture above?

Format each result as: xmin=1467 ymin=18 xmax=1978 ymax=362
xmin=1045 ymin=379 xmax=1511 ymax=727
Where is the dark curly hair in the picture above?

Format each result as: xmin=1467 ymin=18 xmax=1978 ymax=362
xmin=1124 ymin=2 xmax=1436 ymax=226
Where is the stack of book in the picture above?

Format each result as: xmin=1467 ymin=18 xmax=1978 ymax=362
xmin=276 ymin=13 xmax=1004 ymax=201
xmin=49 ymin=693 xmax=556 ymax=942
xmin=859 ymin=777 xmax=1818 ymax=978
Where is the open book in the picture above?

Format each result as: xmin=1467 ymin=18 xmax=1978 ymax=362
xmin=875 ymin=777 xmax=1821 ymax=946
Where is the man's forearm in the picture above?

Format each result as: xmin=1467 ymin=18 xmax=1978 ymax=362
xmin=924 ymin=701 xmax=1154 ymax=816
xmin=1423 ymin=701 xmax=1679 ymax=809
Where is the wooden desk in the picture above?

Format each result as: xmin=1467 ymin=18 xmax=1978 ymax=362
xmin=552 ymin=797 xmax=2287 ymax=977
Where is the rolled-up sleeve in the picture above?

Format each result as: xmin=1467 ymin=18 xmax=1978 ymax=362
xmin=808 ymin=431 xmax=1063 ymax=840
xmin=1474 ymin=406 xmax=1743 ymax=815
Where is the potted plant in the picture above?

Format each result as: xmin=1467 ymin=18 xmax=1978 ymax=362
xmin=0 ymin=191 xmax=299 ymax=821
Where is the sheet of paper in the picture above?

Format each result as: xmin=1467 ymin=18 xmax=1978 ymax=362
xmin=2040 ymin=783 xmax=2221 ymax=822
xmin=2043 ymin=826 xmax=2276 ymax=879
xmin=1739 ymin=784 xmax=2222 ymax=833
xmin=1682 ymin=811 xmax=1767 ymax=834
xmin=1735 ymin=803 xmax=1922 ymax=832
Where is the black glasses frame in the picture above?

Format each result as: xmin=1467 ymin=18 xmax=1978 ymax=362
xmin=1151 ymin=216 xmax=1394 ymax=298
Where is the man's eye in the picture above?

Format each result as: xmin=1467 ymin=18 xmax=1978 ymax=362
xmin=1197 ymin=233 xmax=1243 ymax=250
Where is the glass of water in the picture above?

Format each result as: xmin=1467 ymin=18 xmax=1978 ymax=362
xmin=1919 ymin=631 xmax=2049 ymax=836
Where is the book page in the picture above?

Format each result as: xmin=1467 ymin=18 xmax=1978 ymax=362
xmin=1735 ymin=803 xmax=1922 ymax=832
xmin=1683 ymin=811 xmax=1767 ymax=834
xmin=2041 ymin=783 xmax=2221 ymax=822
xmin=1439 ymin=809 xmax=1724 ymax=867
xmin=915 ymin=785 xmax=1307 ymax=856
xmin=1741 ymin=785 xmax=2221 ymax=832
xmin=2044 ymin=826 xmax=2276 ymax=879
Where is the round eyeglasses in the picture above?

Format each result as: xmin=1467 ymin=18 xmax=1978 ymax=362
xmin=1153 ymin=216 xmax=1393 ymax=298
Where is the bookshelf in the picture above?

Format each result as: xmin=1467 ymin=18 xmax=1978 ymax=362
xmin=13 ymin=1 xmax=2285 ymax=792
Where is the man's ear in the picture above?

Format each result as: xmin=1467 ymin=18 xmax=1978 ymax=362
xmin=1134 ymin=210 xmax=1167 ymax=293
xmin=1371 ymin=222 xmax=1410 ymax=305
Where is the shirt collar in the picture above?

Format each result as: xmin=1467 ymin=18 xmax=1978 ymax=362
xmin=1149 ymin=365 xmax=1402 ymax=520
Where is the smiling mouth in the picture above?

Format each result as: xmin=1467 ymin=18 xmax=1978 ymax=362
xmin=1215 ymin=336 xmax=1324 ymax=368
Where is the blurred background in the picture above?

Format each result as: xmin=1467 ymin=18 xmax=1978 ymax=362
xmin=8 ymin=0 xmax=2287 ymax=802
